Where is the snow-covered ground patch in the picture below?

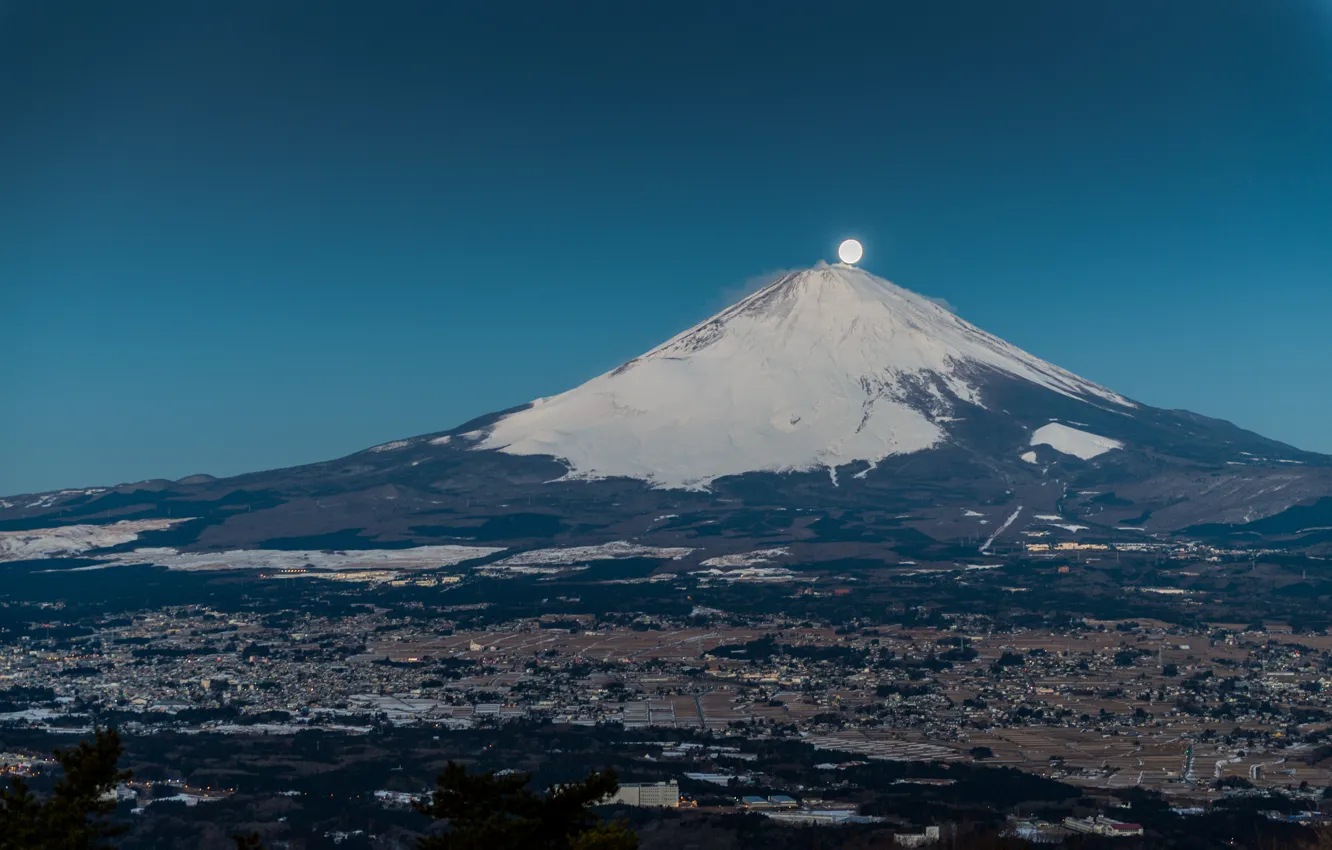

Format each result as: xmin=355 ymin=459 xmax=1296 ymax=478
xmin=1030 ymin=423 xmax=1123 ymax=460
xmin=690 ymin=566 xmax=797 ymax=583
xmin=1032 ymin=514 xmax=1090 ymax=533
xmin=0 ymin=519 xmax=190 ymax=562
xmin=133 ymin=793 xmax=224 ymax=811
xmin=700 ymin=548 xmax=789 ymax=568
xmin=1032 ymin=514 xmax=1089 ymax=533
xmin=475 ymin=564 xmax=589 ymax=577
xmin=962 ymin=510 xmax=984 ymax=517
xmin=93 ymin=545 xmax=503 ymax=572
xmin=428 ymin=435 xmax=452 ymax=445
xmin=0 ymin=707 xmax=67 ymax=723
xmin=368 ymin=439 xmax=411 ymax=453
xmin=14 ymin=489 xmax=104 ymax=509
xmin=488 ymin=541 xmax=694 ymax=568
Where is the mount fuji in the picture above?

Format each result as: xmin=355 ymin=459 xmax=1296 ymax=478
xmin=482 ymin=263 xmax=1135 ymax=489
xmin=4 ymin=264 xmax=1329 ymax=565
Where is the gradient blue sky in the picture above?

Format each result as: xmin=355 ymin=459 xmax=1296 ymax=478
xmin=4 ymin=0 xmax=1331 ymax=494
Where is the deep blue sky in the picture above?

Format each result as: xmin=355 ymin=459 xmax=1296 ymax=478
xmin=4 ymin=0 xmax=1331 ymax=494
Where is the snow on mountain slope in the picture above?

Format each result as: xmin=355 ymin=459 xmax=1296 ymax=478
xmin=93 ymin=545 xmax=504 ymax=572
xmin=488 ymin=541 xmax=694 ymax=567
xmin=482 ymin=264 xmax=1135 ymax=488
xmin=1031 ymin=422 xmax=1124 ymax=460
xmin=0 ymin=519 xmax=189 ymax=562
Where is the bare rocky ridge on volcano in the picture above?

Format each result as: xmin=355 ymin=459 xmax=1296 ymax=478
xmin=3 ymin=265 xmax=1329 ymax=566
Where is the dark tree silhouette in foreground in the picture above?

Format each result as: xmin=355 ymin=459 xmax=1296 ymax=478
xmin=414 ymin=761 xmax=637 ymax=850
xmin=0 ymin=727 xmax=131 ymax=850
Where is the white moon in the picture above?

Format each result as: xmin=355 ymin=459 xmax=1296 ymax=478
xmin=837 ymin=238 xmax=863 ymax=264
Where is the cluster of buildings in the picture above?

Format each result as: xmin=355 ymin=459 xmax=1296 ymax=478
xmin=592 ymin=781 xmax=891 ymax=830
xmin=1020 ymin=539 xmax=1274 ymax=562
xmin=4 ymin=605 xmax=1332 ymax=803
xmin=1061 ymin=815 xmax=1145 ymax=837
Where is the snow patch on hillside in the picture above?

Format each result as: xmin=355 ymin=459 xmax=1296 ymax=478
xmin=0 ymin=519 xmax=190 ymax=562
xmin=1030 ymin=423 xmax=1123 ymax=460
xmin=691 ymin=566 xmax=797 ymax=583
xmin=979 ymin=507 xmax=1023 ymax=554
xmin=93 ymin=545 xmax=503 ymax=572
xmin=0 ymin=488 xmax=109 ymax=512
xmin=490 ymin=541 xmax=694 ymax=567
xmin=701 ymin=548 xmax=790 ymax=568
xmin=1034 ymin=514 xmax=1089 ymax=533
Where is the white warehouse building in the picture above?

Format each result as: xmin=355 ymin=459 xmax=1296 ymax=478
xmin=606 ymin=780 xmax=680 ymax=808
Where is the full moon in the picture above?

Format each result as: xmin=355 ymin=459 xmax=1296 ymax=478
xmin=837 ymin=238 xmax=863 ymax=265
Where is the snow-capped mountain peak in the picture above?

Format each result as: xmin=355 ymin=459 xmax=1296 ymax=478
xmin=480 ymin=264 xmax=1134 ymax=488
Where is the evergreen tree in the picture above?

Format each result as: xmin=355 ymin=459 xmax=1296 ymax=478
xmin=0 ymin=727 xmax=131 ymax=850
xmin=414 ymin=761 xmax=636 ymax=850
